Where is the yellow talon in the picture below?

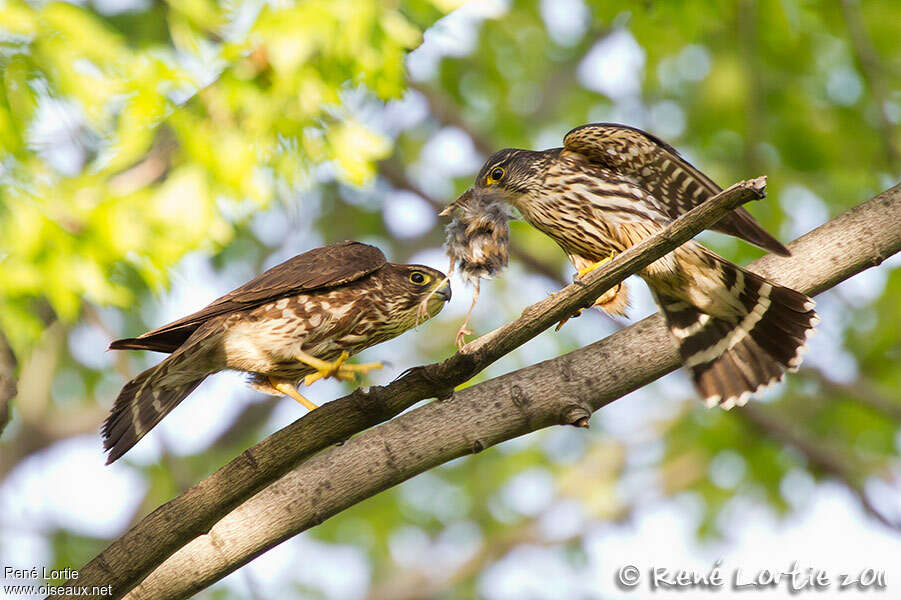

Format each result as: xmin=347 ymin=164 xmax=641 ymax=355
xmin=340 ymin=361 xmax=383 ymax=374
xmin=576 ymin=254 xmax=614 ymax=278
xmin=295 ymin=350 xmax=383 ymax=386
xmin=295 ymin=349 xmax=348 ymax=374
xmin=269 ymin=377 xmax=319 ymax=411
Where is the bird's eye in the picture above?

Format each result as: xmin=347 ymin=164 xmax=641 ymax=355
xmin=487 ymin=166 xmax=505 ymax=184
xmin=410 ymin=271 xmax=429 ymax=285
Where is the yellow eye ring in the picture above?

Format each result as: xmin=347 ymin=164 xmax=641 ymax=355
xmin=487 ymin=166 xmax=505 ymax=184
xmin=410 ymin=271 xmax=430 ymax=285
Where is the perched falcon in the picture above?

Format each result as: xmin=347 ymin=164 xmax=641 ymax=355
xmin=455 ymin=123 xmax=818 ymax=408
xmin=103 ymin=241 xmax=451 ymax=464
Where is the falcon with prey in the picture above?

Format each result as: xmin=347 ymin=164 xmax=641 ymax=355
xmin=104 ymin=241 xmax=451 ymax=463
xmin=450 ymin=123 xmax=817 ymax=409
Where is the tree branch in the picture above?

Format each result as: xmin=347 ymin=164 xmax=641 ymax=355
xmin=57 ymin=178 xmax=769 ymax=600
xmin=740 ymin=403 xmax=900 ymax=531
xmin=366 ymin=516 xmax=575 ymax=600
xmin=801 ymin=367 xmax=901 ymax=422
xmin=1 ymin=323 xmax=107 ymax=481
xmin=839 ymin=0 xmax=900 ymax=170
xmin=122 ymin=183 xmax=901 ymax=600
xmin=409 ymin=83 xmax=496 ymax=157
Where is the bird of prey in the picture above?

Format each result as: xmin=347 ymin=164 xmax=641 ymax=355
xmin=450 ymin=123 xmax=817 ymax=408
xmin=103 ymin=241 xmax=451 ymax=463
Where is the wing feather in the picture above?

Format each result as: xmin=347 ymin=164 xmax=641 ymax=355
xmin=109 ymin=241 xmax=386 ymax=353
xmin=563 ymin=123 xmax=790 ymax=256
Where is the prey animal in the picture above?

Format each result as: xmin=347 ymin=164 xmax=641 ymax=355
xmin=441 ymin=187 xmax=511 ymax=347
xmin=103 ymin=241 xmax=451 ymax=463
xmin=446 ymin=123 xmax=817 ymax=409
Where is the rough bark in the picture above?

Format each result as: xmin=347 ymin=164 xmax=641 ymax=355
xmin=54 ymin=178 xmax=769 ymax=600
xmin=122 ymin=183 xmax=901 ymax=599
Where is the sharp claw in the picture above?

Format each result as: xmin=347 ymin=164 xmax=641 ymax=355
xmin=554 ymin=310 xmax=583 ymax=331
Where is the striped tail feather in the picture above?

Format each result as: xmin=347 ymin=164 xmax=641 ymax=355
xmin=102 ymin=358 xmax=206 ymax=464
xmin=658 ymin=264 xmax=818 ymax=409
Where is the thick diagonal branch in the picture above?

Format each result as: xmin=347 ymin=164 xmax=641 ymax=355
xmin=56 ymin=179 xmax=768 ymax=600
xmin=124 ymin=183 xmax=900 ymax=599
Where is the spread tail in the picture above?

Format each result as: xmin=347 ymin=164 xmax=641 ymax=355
xmin=659 ymin=262 xmax=818 ymax=408
xmin=102 ymin=358 xmax=206 ymax=464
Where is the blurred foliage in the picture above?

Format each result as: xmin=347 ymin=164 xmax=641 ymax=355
xmin=0 ymin=0 xmax=448 ymax=355
xmin=1 ymin=0 xmax=900 ymax=598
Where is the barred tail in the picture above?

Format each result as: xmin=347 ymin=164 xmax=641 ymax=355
xmin=658 ymin=264 xmax=818 ymax=409
xmin=102 ymin=358 xmax=206 ymax=464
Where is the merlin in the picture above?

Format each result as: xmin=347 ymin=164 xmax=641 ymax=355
xmin=453 ymin=123 xmax=818 ymax=409
xmin=103 ymin=241 xmax=451 ymax=463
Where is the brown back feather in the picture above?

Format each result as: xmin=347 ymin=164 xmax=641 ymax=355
xmin=563 ymin=123 xmax=790 ymax=256
xmin=109 ymin=241 xmax=386 ymax=354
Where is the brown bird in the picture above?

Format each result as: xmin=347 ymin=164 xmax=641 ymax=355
xmin=103 ymin=241 xmax=451 ymax=463
xmin=454 ymin=123 xmax=818 ymax=408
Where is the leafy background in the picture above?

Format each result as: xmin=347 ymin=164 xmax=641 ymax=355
xmin=1 ymin=0 xmax=900 ymax=598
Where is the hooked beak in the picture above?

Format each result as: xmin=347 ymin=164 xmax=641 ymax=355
xmin=439 ymin=188 xmax=475 ymax=216
xmin=434 ymin=278 xmax=452 ymax=302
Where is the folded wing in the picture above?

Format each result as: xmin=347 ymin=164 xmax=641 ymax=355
xmin=109 ymin=241 xmax=387 ymax=353
xmin=563 ymin=123 xmax=790 ymax=256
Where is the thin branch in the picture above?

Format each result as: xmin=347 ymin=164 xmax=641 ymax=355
xmin=801 ymin=367 xmax=901 ymax=422
xmin=123 ymin=183 xmax=901 ymax=600
xmin=738 ymin=0 xmax=765 ymax=175
xmin=0 ymin=315 xmax=111 ymax=478
xmin=108 ymin=127 xmax=177 ymax=195
xmin=839 ymin=0 xmax=899 ymax=170
xmin=740 ymin=403 xmax=900 ymax=531
xmin=57 ymin=178 xmax=769 ymax=600
xmin=82 ymin=302 xmax=134 ymax=381
xmin=527 ymin=32 xmax=606 ymax=121
xmin=367 ymin=522 xmax=566 ymax=600
xmin=409 ymin=83 xmax=496 ymax=157
xmin=367 ymin=440 xmax=621 ymax=600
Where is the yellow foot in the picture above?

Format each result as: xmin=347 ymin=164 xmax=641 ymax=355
xmin=576 ymin=254 xmax=614 ymax=279
xmin=295 ymin=349 xmax=383 ymax=387
xmin=307 ymin=359 xmax=383 ymax=386
xmin=269 ymin=377 xmax=319 ymax=412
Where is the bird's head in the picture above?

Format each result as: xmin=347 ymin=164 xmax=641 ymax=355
xmin=382 ymin=263 xmax=451 ymax=327
xmin=471 ymin=148 xmax=548 ymax=208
